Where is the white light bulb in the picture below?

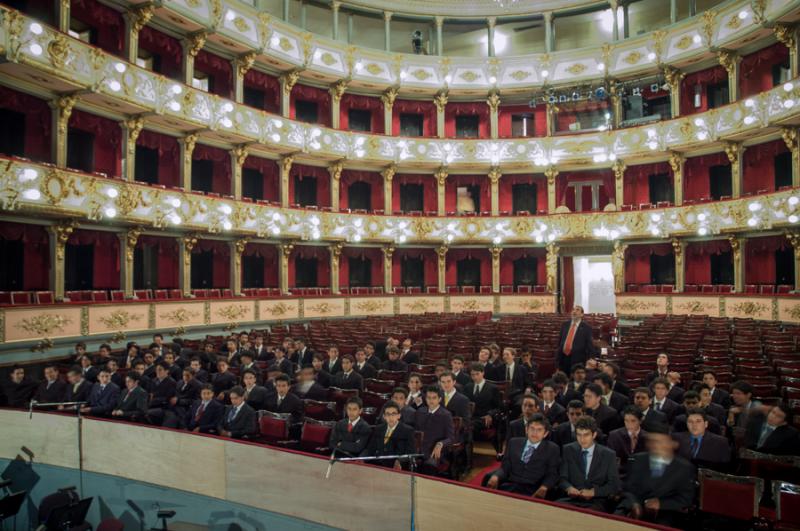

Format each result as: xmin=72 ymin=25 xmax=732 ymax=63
xmin=114 ymin=62 xmax=126 ymax=73
xmin=106 ymin=188 xmax=118 ymax=198
xmin=104 ymin=207 xmax=117 ymax=218
xmin=272 ymin=212 xmax=281 ymax=221
xmin=694 ymin=118 xmax=705 ymax=127
xmin=790 ymin=214 xmax=799 ymax=223
xmin=400 ymin=71 xmax=407 ymax=80
xmin=651 ymin=213 xmax=661 ymax=222
xmin=19 ymin=168 xmax=38 ymax=182
xmin=489 ymin=76 xmax=497 ymax=84
xmin=444 ymin=75 xmax=452 ymax=84
xmin=221 ymin=117 xmax=233 ymax=128
xmin=171 ymin=84 xmax=183 ymax=95
xmin=222 ymin=102 xmax=234 ymax=113
xmin=493 ymin=236 xmax=502 ymax=244
xmin=220 ymin=204 xmax=232 ymax=215
xmin=651 ymin=228 xmax=660 ymax=236
xmin=784 ymin=82 xmax=794 ymax=92
xmin=648 ymin=142 xmax=658 ymax=150
xmin=109 ymin=80 xmax=122 ymax=92
xmin=784 ymin=99 xmax=795 ymax=109
xmin=647 ymin=52 xmax=656 ymax=61
xmin=399 ymin=221 xmax=408 ymax=229
xmin=22 ymin=189 xmax=41 ymax=200
xmin=310 ymin=216 xmax=320 ymax=226
xmin=353 ymin=234 xmax=362 ymax=242
xmin=168 ymin=197 xmax=181 ymax=208
xmin=697 ymin=132 xmax=708 ymax=140
xmin=270 ymin=36 xmax=280 ymax=47
xmin=355 ymin=61 xmax=363 ymax=71
xmin=609 ymin=153 xmax=617 ymax=161
xmin=744 ymin=99 xmax=755 ymax=108
xmin=541 ymin=69 xmax=549 ymax=78
xmin=738 ymin=10 xmax=748 ymax=19
xmin=29 ymin=23 xmax=43 ymax=35
xmin=29 ymin=43 xmax=43 ymax=56
xmin=693 ymin=34 xmax=702 ymax=44
xmin=698 ymin=213 xmax=707 ymax=221
xmin=597 ymin=63 xmax=605 ymax=71
xmin=399 ymin=235 xmax=407 ymax=243
xmin=168 ymin=101 xmax=181 ymax=112
xmin=312 ymin=230 xmax=320 ymax=239
xmin=446 ymin=234 xmax=454 ymax=242
xmin=354 ymin=218 xmax=363 ymax=227
xmin=271 ymin=226 xmax=281 ymax=235
xmin=223 ymin=220 xmax=233 ymax=231
xmin=273 ymin=120 xmax=283 ymax=128
xmin=225 ymin=10 xmax=236 ymax=21
xmin=747 ymin=217 xmax=758 ymax=227
xmin=169 ymin=214 xmax=182 ymax=225
xmin=698 ymin=227 xmax=708 ymax=236
xmin=744 ymin=116 xmax=755 ymax=125
xmin=271 ymin=133 xmax=281 ymax=143
xmin=748 ymin=202 xmax=761 ymax=212
xmin=789 ymin=196 xmax=799 ymax=206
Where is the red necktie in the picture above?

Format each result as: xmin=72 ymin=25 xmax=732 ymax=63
xmin=563 ymin=322 xmax=578 ymax=355
xmin=195 ymin=402 xmax=206 ymax=421
xmin=347 ymin=423 xmax=353 ymax=433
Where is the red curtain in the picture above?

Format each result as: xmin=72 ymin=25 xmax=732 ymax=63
xmin=70 ymin=0 xmax=123 ymax=57
xmin=138 ymin=235 xmax=178 ymax=289
xmin=339 ymin=94 xmax=384 ymax=134
xmin=339 ymin=247 xmax=382 ymax=288
xmin=680 ymin=65 xmax=727 ymax=116
xmin=740 ymin=43 xmax=789 ymax=99
xmin=341 ymin=170 xmax=382 ymax=211
xmin=685 ymin=240 xmax=731 ymax=285
xmin=445 ymin=249 xmax=491 ymax=287
xmin=497 ymin=104 xmax=547 ymax=138
xmin=243 ymin=70 xmax=280 ymax=114
xmin=624 ymin=162 xmax=671 ymax=206
xmin=243 ymin=243 xmax=278 ymax=287
xmin=444 ymin=102 xmax=489 ymax=139
xmin=625 ymin=243 xmax=673 ymax=285
xmin=562 ymin=256 xmax=574 ymax=312
xmin=193 ymin=144 xmax=231 ymax=195
xmin=194 ymin=240 xmax=230 ymax=288
xmin=499 ymin=248 xmax=545 ymax=285
xmin=743 ymin=139 xmax=787 ymax=194
xmin=392 ymin=174 xmax=436 ymax=213
xmin=392 ymin=100 xmax=437 ymax=137
xmin=0 ymin=221 xmax=49 ymax=290
xmin=69 ymin=230 xmax=120 ymax=289
xmin=0 ymin=85 xmax=51 ymax=163
xmin=555 ymin=100 xmax=610 ymax=132
xmin=745 ymin=235 xmax=787 ymax=284
xmin=290 ymin=164 xmax=330 ymax=208
xmin=136 ymin=130 xmax=179 ymax=188
xmin=445 ymin=174 xmax=490 ymax=214
xmin=290 ymin=84 xmax=331 ymax=127
xmin=138 ymin=26 xmax=182 ymax=82
xmin=289 ymin=246 xmax=330 ymax=288
xmin=243 ymin=156 xmax=279 ymax=202
xmin=498 ymin=174 xmax=546 ymax=213
xmin=391 ymin=248 xmax=436 ymax=288
xmin=194 ymin=50 xmax=233 ymax=99
xmin=557 ymin=170 xmax=614 ymax=211
xmin=684 ymin=152 xmax=729 ymax=201
xmin=69 ymin=110 xmax=121 ymax=178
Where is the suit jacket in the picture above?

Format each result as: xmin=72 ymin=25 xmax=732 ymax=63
xmin=622 ymin=453 xmax=695 ymax=513
xmin=710 ymin=387 xmax=732 ymax=410
xmin=382 ymin=359 xmax=408 ymax=372
xmin=218 ymin=403 xmax=258 ymax=439
xmin=366 ymin=355 xmax=382 ymax=369
xmin=607 ymin=428 xmax=647 ymax=463
xmin=464 ymin=381 xmax=503 ymax=418
xmin=81 ymin=366 xmax=99 ymax=383
xmin=193 ymin=369 xmax=209 ymax=384
xmin=264 ymin=392 xmax=304 ymax=423
xmin=542 ymin=402 xmax=568 ymax=426
xmin=322 ymin=357 xmax=343 ymax=375
xmin=506 ymin=417 xmax=530 ymax=444
xmin=414 ymin=406 xmax=455 ymax=461
xmin=292 ymin=382 xmax=328 ymax=402
xmin=186 ymin=399 xmax=224 ymax=433
xmin=667 ymin=385 xmax=685 ymax=404
xmin=645 ymin=369 xmax=670 ymax=386
xmin=115 ymin=386 xmax=148 ymax=419
xmin=560 ymin=382 xmax=585 ymax=407
xmin=606 ymin=391 xmax=630 ymax=413
xmin=613 ymin=380 xmax=631 ymax=398
xmin=493 ymin=438 xmax=560 ymax=490
xmin=354 ymin=362 xmax=377 ymax=380
xmin=110 ymin=372 xmax=124 ymax=390
xmin=587 ymin=404 xmax=621 ymax=434
xmin=33 ymin=379 xmax=68 ymax=404
xmin=148 ymin=377 xmax=177 ymax=408
xmin=501 ymin=364 xmax=528 ymax=396
xmin=443 ymin=391 xmax=471 ymax=422
xmin=315 ymin=370 xmax=331 ymax=388
xmin=400 ymin=350 xmax=420 ymax=365
xmin=175 ymin=379 xmax=202 ymax=408
xmin=239 ymin=363 xmax=263 ymax=385
xmin=212 ymin=371 xmax=238 ymax=396
xmin=329 ymin=418 xmax=372 ymax=456
xmin=332 ymin=371 xmax=363 ymax=391
xmin=361 ymin=422 xmax=416 ymax=464
xmin=453 ymin=371 xmax=471 ymax=388
xmin=641 ymin=408 xmax=669 ymax=432
xmin=705 ymin=402 xmax=727 ymax=426
xmin=65 ymin=380 xmax=92 ymax=403
xmin=551 ymin=422 xmax=577 ymax=448
xmin=243 ymin=385 xmax=271 ymax=411
xmin=652 ymin=398 xmax=679 ymax=423
xmin=295 ymin=347 xmax=315 ymax=368
xmin=674 ymin=432 xmax=731 ymax=467
xmin=557 ymin=320 xmax=597 ymax=371
xmin=559 ymin=443 xmax=621 ymax=498
xmin=87 ymin=382 xmax=121 ymax=416
xmin=744 ymin=412 xmax=800 ymax=455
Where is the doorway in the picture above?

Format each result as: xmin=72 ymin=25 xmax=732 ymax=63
xmin=563 ymin=255 xmax=615 ymax=314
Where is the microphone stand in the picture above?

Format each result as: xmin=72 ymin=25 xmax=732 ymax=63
xmin=29 ymin=402 xmax=87 ymax=496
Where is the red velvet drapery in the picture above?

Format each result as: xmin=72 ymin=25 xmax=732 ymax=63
xmin=289 ymin=164 xmax=330 ymax=208
xmin=680 ymin=65 xmax=728 ymax=116
xmin=685 ymin=240 xmax=731 ymax=285
xmin=339 ymin=94 xmax=384 ymax=134
xmin=194 ymin=49 xmax=233 ymax=99
xmin=557 ymin=170 xmax=614 ymax=211
xmin=242 ymin=243 xmax=278 ymax=287
xmin=392 ymin=99 xmax=437 ymax=137
xmin=740 ymin=43 xmax=789 ymax=99
xmin=445 ymin=249 xmax=491 ymax=286
xmin=339 ymin=247 xmax=382 ymax=288
xmin=743 ymin=139 xmax=788 ymax=194
xmin=290 ymin=84 xmax=331 ymax=127
xmin=69 ymin=110 xmax=121 ymax=178
xmin=684 ymin=152 xmax=729 ymax=201
xmin=138 ymin=26 xmax=182 ymax=82
xmin=0 ymin=86 xmax=51 ymax=163
xmin=444 ymin=102 xmax=489 ymax=139
xmin=289 ymin=246 xmax=330 ymax=288
xmin=242 ymin=156 xmax=279 ymax=202
xmin=555 ymin=99 xmax=610 ymax=133
xmin=498 ymin=174 xmax=547 ymax=213
xmin=562 ymin=256 xmax=574 ymax=312
xmin=391 ymin=248 xmax=437 ymax=288
xmin=68 ymin=229 xmax=120 ymax=289
xmin=340 ymin=170 xmax=382 ymax=211
xmin=136 ymin=130 xmax=180 ymax=188
xmin=137 ymin=235 xmax=178 ymax=289
xmin=625 ymin=243 xmax=673 ymax=285
xmin=445 ymin=174 xmax=490 ymax=214
xmin=745 ymin=235 xmax=788 ymax=284
xmin=623 ymin=162 xmax=672 ymax=206
xmin=243 ymin=70 xmax=280 ymax=114
xmin=193 ymin=144 xmax=231 ymax=195
xmin=71 ymin=0 xmax=123 ymax=57
xmin=0 ymin=221 xmax=49 ymax=290
xmin=497 ymin=104 xmax=548 ymax=138
xmin=499 ymin=248 xmax=546 ymax=286
xmin=392 ymin=174 xmax=437 ymax=213
xmin=193 ymin=239 xmax=230 ymax=288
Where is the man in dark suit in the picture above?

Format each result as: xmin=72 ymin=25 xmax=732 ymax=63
xmin=311 ymin=354 xmax=332 ymax=388
xmin=551 ymin=400 xmax=586 ymax=448
xmin=399 ymin=338 xmax=420 ymax=365
xmin=330 ymin=397 xmax=372 ymax=456
xmin=506 ymin=394 xmax=541 ymax=445
xmin=607 ymin=407 xmax=647 ymax=469
xmin=450 ymin=356 xmax=472 ymax=388
xmin=666 ymin=372 xmax=685 ymax=404
xmin=63 ymin=367 xmax=92 ymax=404
xmin=292 ymin=366 xmax=328 ymax=401
xmin=487 ymin=414 xmax=560 ymax=498
xmin=583 ymin=383 xmax=621 ymax=434
xmin=212 ymin=359 xmax=238 ymax=400
xmin=671 ymin=391 xmax=723 ymax=435
xmin=106 ymin=360 xmax=124 ymax=390
xmin=390 ymin=388 xmax=417 ymax=427
xmin=632 ymin=387 xmax=668 ymax=432
xmin=354 ymin=349 xmax=377 ymax=380
xmin=617 ymin=427 xmax=696 ymax=527
xmin=744 ymin=403 xmax=800 ymax=455
xmin=560 ymin=366 xmax=588 ymax=407
xmin=558 ymin=416 xmax=621 ymax=511
xmin=175 ymin=368 xmax=202 ymax=411
xmin=251 ymin=335 xmax=270 ymax=362
xmin=592 ymin=373 xmax=629 ymax=413
xmin=237 ymin=352 xmax=262 ymax=385
xmin=264 ymin=374 xmax=303 ymax=424
xmin=220 ymin=338 xmax=241 ymax=368
xmin=540 ymin=380 xmax=568 ymax=426
xmin=32 ymin=365 xmax=67 ymax=405
xmin=674 ymin=408 xmax=731 ymax=470
xmin=79 ymin=355 xmax=99 ymax=383
xmin=218 ymin=386 xmax=257 ymax=439
xmin=696 ymin=384 xmax=727 ymax=426
xmin=464 ymin=363 xmax=503 ymax=441
xmin=241 ymin=369 xmax=270 ymax=411
xmin=557 ymin=306 xmax=598 ymax=375
xmin=644 ymin=353 xmax=670 ymax=386
xmin=332 ymin=355 xmax=364 ymax=391
xmin=364 ymin=342 xmax=382 ymax=368
xmin=268 ymin=347 xmax=294 ymax=376
xmin=500 ymin=347 xmax=528 ymax=401
xmin=361 ymin=401 xmax=416 ymax=469
xmin=702 ymin=371 xmax=732 ymax=410
xmin=186 ymin=385 xmax=224 ymax=433
xmin=651 ymin=378 xmax=679 ymax=423
xmin=147 ymin=363 xmax=177 ymax=425
xmin=294 ymin=338 xmax=314 ymax=368
xmin=382 ymin=347 xmax=408 ymax=372
xmin=414 ymin=386 xmax=455 ymax=472
xmin=601 ymin=361 xmax=631 ymax=398
xmin=439 ymin=371 xmax=471 ymax=423
xmin=162 ymin=351 xmax=183 ymax=382
xmin=80 ymin=369 xmax=120 ymax=416
xmin=111 ymin=372 xmax=148 ymax=421
xmin=323 ymin=346 xmax=343 ymax=375
xmin=189 ymin=358 xmax=209 ymax=384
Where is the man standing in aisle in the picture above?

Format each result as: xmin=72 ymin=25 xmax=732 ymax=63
xmin=557 ymin=306 xmax=598 ymax=375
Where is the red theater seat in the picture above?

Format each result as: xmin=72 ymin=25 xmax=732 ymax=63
xmin=110 ymin=290 xmax=124 ymax=301
xmin=699 ymin=468 xmax=764 ymax=522
xmin=774 ymin=481 xmax=800 ymax=529
xmin=11 ymin=291 xmax=32 ymax=304
xmin=35 ymin=291 xmax=54 ymax=304
xmin=258 ymin=411 xmax=291 ymax=444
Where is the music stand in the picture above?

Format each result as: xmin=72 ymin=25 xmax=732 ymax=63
xmin=44 ymin=497 xmax=93 ymax=530
xmin=0 ymin=491 xmax=25 ymax=522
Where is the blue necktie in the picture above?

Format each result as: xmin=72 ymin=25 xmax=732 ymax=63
xmin=690 ymin=437 xmax=700 ymax=458
xmin=227 ymin=407 xmax=236 ymax=423
xmin=652 ymin=462 xmax=665 ymax=478
xmin=581 ymin=450 xmax=589 ymax=478
xmin=521 ymin=444 xmax=534 ymax=464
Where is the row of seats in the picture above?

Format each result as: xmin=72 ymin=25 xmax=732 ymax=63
xmin=626 ymin=284 xmax=795 ymax=294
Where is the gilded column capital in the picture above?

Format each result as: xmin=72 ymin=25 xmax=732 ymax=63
xmin=486 ymin=91 xmax=501 ymax=113
xmin=231 ymin=144 xmax=250 ymax=168
xmin=717 ymin=49 xmax=740 ymax=75
xmin=671 ymin=237 xmax=684 ymax=262
xmin=435 ymin=166 xmax=448 ymax=186
xmin=329 ymin=242 xmax=344 ymax=258
xmin=433 ymin=90 xmax=449 ymax=113
xmin=51 ymin=219 xmax=77 ymax=260
xmin=381 ymin=87 xmax=398 ymax=110
xmin=382 ymin=245 xmax=395 ymax=259
xmin=280 ymin=70 xmax=301 ymax=94
xmin=53 ymin=94 xmax=78 ymax=135
xmin=330 ymin=79 xmax=348 ymax=103
xmin=185 ymin=31 xmax=207 ymax=58
xmin=122 ymin=226 xmax=143 ymax=262
xmin=279 ymin=241 xmax=295 ymax=257
xmin=436 ymin=245 xmax=448 ymax=260
xmin=280 ymin=154 xmax=295 ymax=174
xmin=328 ymin=160 xmax=344 ymax=182
xmin=782 ymin=126 xmax=799 ymax=152
xmin=128 ymin=4 xmax=155 ymax=34
xmin=236 ymin=51 xmax=257 ymax=78
xmin=123 ymin=116 xmax=145 ymax=145
xmin=381 ymin=163 xmax=397 ymax=182
xmin=490 ymin=245 xmax=502 ymax=261
xmin=724 ymin=141 xmax=742 ymax=164
xmin=775 ymin=23 xmax=797 ymax=51
xmin=544 ymin=166 xmax=559 ymax=186
xmin=728 ymin=235 xmax=742 ymax=259
xmin=668 ymin=151 xmax=685 ymax=172
xmin=182 ymin=233 xmax=199 ymax=265
xmin=612 ymin=159 xmax=626 ymax=181
xmin=662 ymin=65 xmax=685 ymax=92
xmin=182 ymin=133 xmax=198 ymax=161
xmin=488 ymin=166 xmax=501 ymax=185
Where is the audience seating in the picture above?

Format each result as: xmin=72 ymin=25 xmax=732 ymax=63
xmin=773 ymin=481 xmax=800 ymax=529
xmin=699 ymin=468 xmax=764 ymax=523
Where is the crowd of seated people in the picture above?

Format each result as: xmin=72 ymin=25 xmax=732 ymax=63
xmin=1 ymin=329 xmax=799 ymax=526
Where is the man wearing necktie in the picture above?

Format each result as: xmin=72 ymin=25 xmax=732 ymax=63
xmin=558 ymin=416 xmax=620 ymax=511
xmin=218 ymin=386 xmax=257 ymax=439
xmin=557 ymin=306 xmax=598 ymax=375
xmin=361 ymin=402 xmax=416 ymax=469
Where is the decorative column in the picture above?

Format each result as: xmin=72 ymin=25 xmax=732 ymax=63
xmin=785 ymin=231 xmax=800 ymax=292
xmin=328 ymin=160 xmax=343 ymax=212
xmin=663 ymin=66 xmax=684 ymax=118
xmin=234 ymin=52 xmax=257 ymax=104
xmin=487 ymin=17 xmax=497 ymax=57
xmin=119 ymin=227 xmax=142 ymax=299
xmin=329 ymin=242 xmax=342 ymax=294
xmin=279 ymin=70 xmax=300 ymax=118
xmin=383 ymin=11 xmax=392 ymax=52
xmin=487 ymin=91 xmax=500 ymax=139
xmin=670 ymin=0 xmax=678 ymax=24
xmin=724 ymin=141 xmax=743 ymax=198
xmin=231 ymin=145 xmax=249 ymax=199
xmin=782 ymin=127 xmax=800 ymax=188
xmin=279 ymin=154 xmax=294 ymax=207
xmin=381 ymin=163 xmax=396 ymax=214
xmin=123 ymin=5 xmax=154 ymax=64
xmin=50 ymin=94 xmax=77 ymax=168
xmin=49 ymin=220 xmax=76 ymax=301
xmin=612 ymin=159 xmax=626 ymax=209
xmin=612 ymin=241 xmax=628 ymax=293
xmin=282 ymin=0 xmax=290 ymax=21
xmin=279 ymin=242 xmax=293 ymax=295
xmin=668 ymin=151 xmax=685 ymax=206
xmin=545 ymin=242 xmax=559 ymax=294
xmin=610 ymin=0 xmax=620 ymax=42
xmin=672 ymin=238 xmax=686 ymax=292
xmin=57 ymin=0 xmax=70 ymax=33
xmin=729 ymin=235 xmax=744 ymax=293
xmin=435 ymin=166 xmax=448 ymax=216
xmin=230 ymin=238 xmax=249 ymax=296
xmin=622 ymin=2 xmax=630 ymax=39
xmin=491 ymin=245 xmax=502 ymax=293
xmin=545 ymin=165 xmax=558 ymax=213
xmin=382 ymin=245 xmax=394 ymax=293
xmin=179 ymin=133 xmax=198 ymax=190
xmin=435 ymin=16 xmax=444 ymax=55
xmin=178 ymin=233 xmax=198 ymax=297
xmin=718 ymin=50 xmax=741 ymax=102
xmin=381 ymin=88 xmax=398 ymax=137
xmin=609 ymin=83 xmax=622 ymax=129
xmin=488 ymin=166 xmax=501 ymax=216
xmin=545 ymin=101 xmax=555 ymax=136
xmin=775 ymin=24 xmax=798 ymax=78
xmin=331 ymin=1 xmax=341 ymax=40
xmin=434 ymin=90 xmax=448 ymax=139
xmin=120 ymin=116 xmax=144 ymax=182
xmin=330 ymin=80 xmax=347 ymax=129
xmin=182 ymin=32 xmax=207 ymax=85
xmin=544 ymin=12 xmax=554 ymax=53
xmin=436 ymin=245 xmax=448 ymax=294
